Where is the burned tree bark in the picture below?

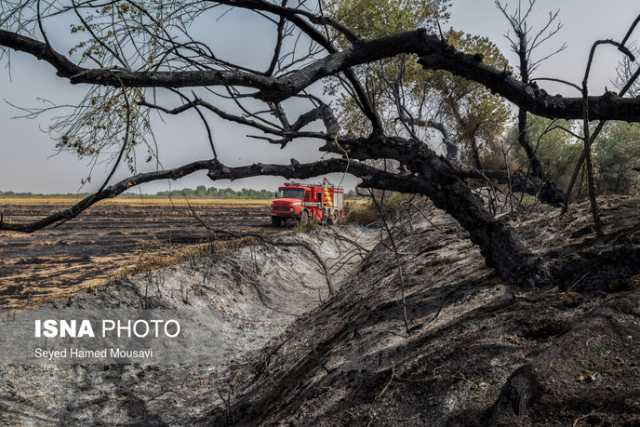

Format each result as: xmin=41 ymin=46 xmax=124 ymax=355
xmin=334 ymin=136 xmax=543 ymax=286
xmin=4 ymin=28 xmax=640 ymax=121
xmin=516 ymin=35 xmax=544 ymax=180
xmin=497 ymin=0 xmax=566 ymax=205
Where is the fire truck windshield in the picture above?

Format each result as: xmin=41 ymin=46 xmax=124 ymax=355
xmin=278 ymin=188 xmax=305 ymax=199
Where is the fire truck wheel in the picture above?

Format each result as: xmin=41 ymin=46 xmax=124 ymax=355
xmin=299 ymin=210 xmax=309 ymax=226
xmin=271 ymin=216 xmax=282 ymax=227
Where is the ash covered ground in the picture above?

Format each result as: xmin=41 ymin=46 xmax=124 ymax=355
xmin=2 ymin=197 xmax=640 ymax=426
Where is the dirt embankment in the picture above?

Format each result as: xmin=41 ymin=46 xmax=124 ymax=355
xmin=197 ymin=196 xmax=640 ymax=427
xmin=0 ymin=225 xmax=378 ymax=426
xmin=3 ymin=197 xmax=640 ymax=426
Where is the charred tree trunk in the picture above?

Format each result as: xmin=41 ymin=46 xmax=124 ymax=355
xmin=469 ymin=136 xmax=483 ymax=170
xmin=517 ymin=35 xmax=544 ymax=180
xmin=414 ymin=152 xmax=542 ymax=287
xmin=446 ymin=141 xmax=459 ymax=161
xmin=513 ymin=31 xmax=565 ymax=206
xmin=341 ymin=136 xmax=544 ymax=287
xmin=518 ymin=108 xmax=543 ymax=179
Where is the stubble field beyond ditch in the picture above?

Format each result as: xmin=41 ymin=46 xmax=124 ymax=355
xmin=0 ymin=196 xmax=281 ymax=309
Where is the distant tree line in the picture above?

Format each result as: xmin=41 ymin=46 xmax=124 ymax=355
xmin=156 ymin=186 xmax=274 ymax=199
xmin=0 ymin=186 xmax=362 ymax=199
xmin=157 ymin=186 xmax=362 ymax=199
xmin=0 ymin=187 xmax=275 ymax=199
xmin=0 ymin=185 xmax=275 ymax=199
xmin=0 ymin=191 xmax=83 ymax=197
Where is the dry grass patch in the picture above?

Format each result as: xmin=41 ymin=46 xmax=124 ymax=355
xmin=112 ymin=237 xmax=258 ymax=280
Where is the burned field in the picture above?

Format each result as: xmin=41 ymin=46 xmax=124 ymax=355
xmin=0 ymin=197 xmax=276 ymax=309
xmin=4 ymin=196 xmax=640 ymax=426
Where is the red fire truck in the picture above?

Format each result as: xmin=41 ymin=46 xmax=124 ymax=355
xmin=271 ymin=179 xmax=345 ymax=227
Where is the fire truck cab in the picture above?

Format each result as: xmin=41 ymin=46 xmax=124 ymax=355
xmin=271 ymin=180 xmax=345 ymax=227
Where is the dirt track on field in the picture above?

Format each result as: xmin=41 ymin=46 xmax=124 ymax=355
xmin=0 ymin=199 xmax=279 ymax=309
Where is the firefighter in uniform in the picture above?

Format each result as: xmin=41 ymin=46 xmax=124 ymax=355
xmin=322 ymin=178 xmax=333 ymax=224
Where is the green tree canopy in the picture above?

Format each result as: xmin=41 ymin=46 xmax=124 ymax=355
xmin=595 ymin=122 xmax=640 ymax=194
xmin=327 ymin=0 xmax=509 ymax=167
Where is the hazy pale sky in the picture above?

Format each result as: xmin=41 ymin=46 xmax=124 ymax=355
xmin=1 ymin=0 xmax=638 ymax=194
